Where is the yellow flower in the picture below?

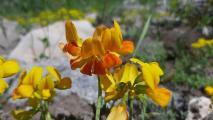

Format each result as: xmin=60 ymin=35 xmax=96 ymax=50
xmin=131 ymin=58 xmax=172 ymax=108
xmin=0 ymin=56 xmax=20 ymax=94
xmin=107 ymin=104 xmax=128 ymax=120
xmin=100 ymin=63 xmax=139 ymax=102
xmin=12 ymin=66 xmax=72 ymax=100
xmin=38 ymin=75 xmax=55 ymax=100
xmin=191 ymin=38 xmax=213 ymax=48
xmin=205 ymin=86 xmax=213 ymax=96
xmin=12 ymin=66 xmax=42 ymax=99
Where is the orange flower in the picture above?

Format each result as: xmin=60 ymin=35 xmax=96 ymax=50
xmin=60 ymin=20 xmax=134 ymax=75
xmin=62 ymin=21 xmax=82 ymax=57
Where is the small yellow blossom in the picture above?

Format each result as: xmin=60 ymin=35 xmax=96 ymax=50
xmin=107 ymin=104 xmax=128 ymax=120
xmin=205 ymin=86 xmax=213 ymax=96
xmin=191 ymin=38 xmax=213 ymax=48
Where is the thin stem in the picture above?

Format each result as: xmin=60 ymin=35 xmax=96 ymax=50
xmin=129 ymin=98 xmax=134 ymax=120
xmin=122 ymin=92 xmax=128 ymax=104
xmin=139 ymin=95 xmax=146 ymax=120
xmin=40 ymin=101 xmax=52 ymax=120
xmin=95 ymin=76 xmax=102 ymax=120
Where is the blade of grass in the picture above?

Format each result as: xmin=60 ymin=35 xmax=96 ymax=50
xmin=133 ymin=15 xmax=152 ymax=57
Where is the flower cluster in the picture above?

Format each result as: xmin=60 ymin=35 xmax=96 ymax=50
xmin=0 ymin=56 xmax=20 ymax=94
xmin=103 ymin=58 xmax=172 ymax=119
xmin=60 ymin=20 xmax=134 ymax=75
xmin=191 ymin=38 xmax=213 ymax=48
xmin=61 ymin=20 xmax=172 ymax=120
xmin=12 ymin=66 xmax=72 ymax=119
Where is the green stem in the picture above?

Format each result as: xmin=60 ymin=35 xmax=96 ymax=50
xmin=129 ymin=98 xmax=134 ymax=120
xmin=40 ymin=101 xmax=52 ymax=120
xmin=139 ymin=95 xmax=146 ymax=120
xmin=122 ymin=92 xmax=128 ymax=104
xmin=95 ymin=76 xmax=102 ymax=120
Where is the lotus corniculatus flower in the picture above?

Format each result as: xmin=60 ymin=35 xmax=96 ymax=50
xmin=100 ymin=63 xmax=139 ymax=102
xmin=0 ymin=56 xmax=20 ymax=94
xmin=191 ymin=38 xmax=213 ymax=48
xmin=131 ymin=58 xmax=172 ymax=108
xmin=60 ymin=20 xmax=134 ymax=75
xmin=12 ymin=66 xmax=72 ymax=101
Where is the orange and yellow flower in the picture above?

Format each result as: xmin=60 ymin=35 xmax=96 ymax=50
xmin=60 ymin=20 xmax=134 ymax=75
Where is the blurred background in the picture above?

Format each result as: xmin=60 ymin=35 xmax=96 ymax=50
xmin=0 ymin=0 xmax=213 ymax=120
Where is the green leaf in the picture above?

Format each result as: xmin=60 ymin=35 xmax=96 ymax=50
xmin=133 ymin=15 xmax=152 ymax=57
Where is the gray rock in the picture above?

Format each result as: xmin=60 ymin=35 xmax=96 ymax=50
xmin=203 ymin=111 xmax=213 ymax=120
xmin=9 ymin=20 xmax=94 ymax=64
xmin=0 ymin=19 xmax=22 ymax=55
xmin=186 ymin=97 xmax=213 ymax=120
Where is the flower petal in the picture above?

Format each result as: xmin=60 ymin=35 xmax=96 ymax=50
xmin=103 ymin=52 xmax=122 ymax=69
xmin=93 ymin=59 xmax=106 ymax=75
xmin=146 ymin=87 xmax=172 ymax=108
xmin=46 ymin=66 xmax=61 ymax=82
xmin=1 ymin=59 xmax=20 ymax=78
xmin=22 ymin=66 xmax=42 ymax=88
xmin=56 ymin=77 xmax=72 ymax=89
xmin=80 ymin=59 xmax=94 ymax=76
xmin=63 ymin=43 xmax=81 ymax=56
xmin=118 ymin=40 xmax=134 ymax=56
xmin=17 ymin=85 xmax=34 ymax=98
xmin=65 ymin=20 xmax=78 ymax=44
xmin=120 ymin=63 xmax=139 ymax=85
xmin=113 ymin=20 xmax=123 ymax=48
xmin=0 ymin=78 xmax=8 ymax=94
xmin=107 ymin=104 xmax=128 ymax=120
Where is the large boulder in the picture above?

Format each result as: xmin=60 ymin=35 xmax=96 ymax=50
xmin=9 ymin=20 xmax=94 ymax=64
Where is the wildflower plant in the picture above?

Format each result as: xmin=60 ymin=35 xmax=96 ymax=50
xmin=60 ymin=19 xmax=172 ymax=120
xmin=12 ymin=66 xmax=72 ymax=120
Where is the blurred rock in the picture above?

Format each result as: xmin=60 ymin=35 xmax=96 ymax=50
xmin=0 ymin=19 xmax=22 ymax=55
xmin=50 ymin=93 xmax=94 ymax=120
xmin=9 ymin=20 xmax=94 ymax=64
xmin=161 ymin=26 xmax=202 ymax=51
xmin=203 ymin=111 xmax=213 ymax=120
xmin=186 ymin=97 xmax=213 ymax=120
xmin=1 ymin=93 xmax=94 ymax=120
